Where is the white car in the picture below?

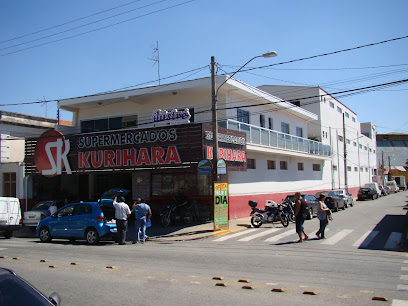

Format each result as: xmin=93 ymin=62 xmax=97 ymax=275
xmin=386 ymin=181 xmax=399 ymax=193
xmin=23 ymin=200 xmax=65 ymax=228
xmin=0 ymin=197 xmax=22 ymax=238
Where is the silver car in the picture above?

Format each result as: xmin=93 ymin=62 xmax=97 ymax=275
xmin=23 ymin=200 xmax=65 ymax=228
xmin=332 ymin=189 xmax=354 ymax=207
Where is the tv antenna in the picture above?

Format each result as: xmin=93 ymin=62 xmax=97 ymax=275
xmin=149 ymin=41 xmax=161 ymax=85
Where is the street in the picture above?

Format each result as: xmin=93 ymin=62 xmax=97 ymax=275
xmin=1 ymin=192 xmax=408 ymax=305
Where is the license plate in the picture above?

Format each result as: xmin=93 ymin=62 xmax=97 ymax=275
xmin=29 ymin=216 xmax=35 ymax=218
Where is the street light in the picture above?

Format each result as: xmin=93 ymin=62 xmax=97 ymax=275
xmin=210 ymin=51 xmax=278 ymax=185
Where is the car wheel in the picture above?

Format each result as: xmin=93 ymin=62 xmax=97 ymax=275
xmin=334 ymin=203 xmax=339 ymax=212
xmin=4 ymin=231 xmax=13 ymax=239
xmin=350 ymin=200 xmax=353 ymax=207
xmin=342 ymin=202 xmax=346 ymax=210
xmin=39 ymin=227 xmax=52 ymax=243
xmin=86 ymin=228 xmax=100 ymax=245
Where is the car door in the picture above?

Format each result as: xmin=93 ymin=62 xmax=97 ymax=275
xmin=70 ymin=204 xmax=93 ymax=237
xmin=49 ymin=205 xmax=75 ymax=237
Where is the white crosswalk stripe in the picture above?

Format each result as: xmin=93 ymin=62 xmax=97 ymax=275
xmin=392 ymin=299 xmax=408 ymax=305
xmin=385 ymin=232 xmax=403 ymax=250
xmin=213 ymin=229 xmax=255 ymax=241
xmin=264 ymin=228 xmax=296 ymax=243
xmin=320 ymin=229 xmax=354 ymax=245
xmin=238 ymin=228 xmax=281 ymax=241
xmin=353 ymin=230 xmax=379 ymax=248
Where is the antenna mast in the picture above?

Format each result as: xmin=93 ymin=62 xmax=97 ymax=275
xmin=149 ymin=41 xmax=161 ymax=85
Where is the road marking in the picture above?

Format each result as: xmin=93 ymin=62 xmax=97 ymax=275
xmin=321 ymin=229 xmax=353 ymax=245
xmin=353 ymin=231 xmax=379 ymax=248
xmin=264 ymin=229 xmax=295 ymax=242
xmin=401 ymin=267 xmax=408 ymax=272
xmin=397 ymin=285 xmax=408 ymax=291
xmin=385 ymin=232 xmax=403 ymax=250
xmin=213 ymin=229 xmax=253 ymax=241
xmin=392 ymin=300 xmax=408 ymax=306
xmin=238 ymin=228 xmax=281 ymax=241
xmin=400 ymin=275 xmax=408 ymax=281
xmin=0 ymin=248 xmax=7 ymax=251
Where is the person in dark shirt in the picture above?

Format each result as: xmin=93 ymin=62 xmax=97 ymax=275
xmin=294 ymin=192 xmax=309 ymax=243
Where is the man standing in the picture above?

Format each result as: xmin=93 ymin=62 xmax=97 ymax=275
xmin=294 ymin=192 xmax=309 ymax=243
xmin=113 ymin=196 xmax=131 ymax=245
xmin=132 ymin=198 xmax=152 ymax=244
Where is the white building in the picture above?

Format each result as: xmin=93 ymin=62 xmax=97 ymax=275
xmin=259 ymin=85 xmax=377 ymax=195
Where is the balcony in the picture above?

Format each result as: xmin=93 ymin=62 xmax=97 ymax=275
xmin=224 ymin=119 xmax=331 ymax=157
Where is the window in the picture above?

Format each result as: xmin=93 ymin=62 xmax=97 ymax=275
xmin=360 ymin=167 xmax=364 ymax=172
xmin=281 ymin=122 xmax=289 ymax=134
xmin=346 ymin=139 xmax=350 ymax=144
xmin=354 ymin=167 xmax=358 ymax=172
xmin=267 ymin=160 xmax=276 ymax=170
xmin=337 ymin=106 xmax=342 ymax=114
xmin=345 ymin=112 xmax=349 ymax=118
xmin=296 ymin=127 xmax=303 ymax=137
xmin=364 ymin=146 xmax=367 ymax=151
xmin=352 ymin=117 xmax=356 ymax=122
xmin=280 ymin=161 xmax=288 ymax=170
xmin=330 ymin=101 xmax=334 ymax=108
xmin=365 ymin=168 xmax=368 ymax=172
xmin=291 ymin=100 xmax=300 ymax=107
xmin=81 ymin=115 xmax=138 ymax=133
xmin=333 ymin=165 xmax=337 ymax=171
xmin=298 ymin=163 xmax=304 ymax=171
xmin=3 ymin=173 xmax=16 ymax=197
xmin=338 ymin=135 xmax=343 ymax=142
xmin=369 ymin=148 xmax=372 ymax=152
xmin=268 ymin=118 xmax=273 ymax=130
xmin=373 ymin=149 xmax=375 ymax=153
xmin=237 ymin=109 xmax=249 ymax=124
xmin=353 ymin=142 xmax=357 ymax=147
xmin=247 ymin=159 xmax=256 ymax=169
xmin=260 ymin=114 xmax=265 ymax=128
xmin=347 ymin=166 xmax=351 ymax=171
xmin=313 ymin=164 xmax=321 ymax=171
xmin=359 ymin=144 xmax=363 ymax=149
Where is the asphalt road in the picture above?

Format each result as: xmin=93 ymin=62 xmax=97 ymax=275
xmin=1 ymin=192 xmax=408 ymax=305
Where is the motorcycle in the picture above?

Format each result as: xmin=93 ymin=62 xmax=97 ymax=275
xmin=249 ymin=200 xmax=289 ymax=228
xmin=160 ymin=196 xmax=193 ymax=227
xmin=282 ymin=199 xmax=295 ymax=223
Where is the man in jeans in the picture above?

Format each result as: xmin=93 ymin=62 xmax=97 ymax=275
xmin=294 ymin=192 xmax=309 ymax=243
xmin=113 ymin=196 xmax=131 ymax=245
xmin=132 ymin=198 xmax=152 ymax=244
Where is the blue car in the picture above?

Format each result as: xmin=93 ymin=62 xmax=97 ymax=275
xmin=37 ymin=202 xmax=118 ymax=245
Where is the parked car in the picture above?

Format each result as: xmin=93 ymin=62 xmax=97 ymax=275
xmin=37 ymin=202 xmax=118 ymax=245
xmin=283 ymin=194 xmax=315 ymax=219
xmin=23 ymin=200 xmax=66 ymax=228
xmin=332 ymin=189 xmax=354 ymax=207
xmin=379 ymin=185 xmax=389 ymax=196
xmin=0 ymin=197 xmax=22 ymax=239
xmin=386 ymin=181 xmax=399 ymax=193
xmin=0 ymin=267 xmax=61 ymax=306
xmin=364 ymin=183 xmax=382 ymax=197
xmin=357 ymin=187 xmax=378 ymax=200
xmin=315 ymin=191 xmax=346 ymax=212
xmin=393 ymin=176 xmax=407 ymax=191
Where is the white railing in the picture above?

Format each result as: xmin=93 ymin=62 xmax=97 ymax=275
xmin=224 ymin=119 xmax=331 ymax=157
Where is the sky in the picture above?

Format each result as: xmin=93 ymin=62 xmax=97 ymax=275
xmin=0 ymin=0 xmax=407 ymax=134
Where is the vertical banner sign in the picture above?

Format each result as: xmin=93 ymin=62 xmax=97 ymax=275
xmin=214 ymin=182 xmax=229 ymax=230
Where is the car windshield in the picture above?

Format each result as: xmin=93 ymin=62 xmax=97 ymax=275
xmin=328 ymin=191 xmax=339 ymax=196
xmin=31 ymin=202 xmax=51 ymax=211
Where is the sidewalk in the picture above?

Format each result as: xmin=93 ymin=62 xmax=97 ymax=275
xmin=146 ymin=217 xmax=251 ymax=242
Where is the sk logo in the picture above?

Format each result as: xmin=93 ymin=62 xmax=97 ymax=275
xmin=34 ymin=130 xmax=72 ymax=177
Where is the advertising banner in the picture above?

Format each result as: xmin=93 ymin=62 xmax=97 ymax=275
xmin=214 ymin=182 xmax=229 ymax=230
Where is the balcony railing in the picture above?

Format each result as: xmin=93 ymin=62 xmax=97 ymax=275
xmin=223 ymin=119 xmax=331 ymax=157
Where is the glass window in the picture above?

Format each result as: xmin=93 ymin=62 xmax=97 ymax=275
xmin=267 ymin=160 xmax=276 ymax=170
xmin=298 ymin=163 xmax=304 ymax=171
xmin=347 ymin=166 xmax=351 ymax=171
xmin=333 ymin=165 xmax=337 ymax=171
xmin=280 ymin=161 xmax=288 ymax=170
xmin=330 ymin=101 xmax=334 ymax=108
xmin=109 ymin=117 xmax=122 ymax=130
xmin=345 ymin=112 xmax=349 ymax=118
xmin=346 ymin=139 xmax=350 ymax=144
xmin=353 ymin=142 xmax=357 ymax=147
xmin=57 ymin=205 xmax=75 ymax=218
xmin=260 ymin=114 xmax=265 ymax=128
xmin=281 ymin=122 xmax=289 ymax=134
xmin=352 ymin=117 xmax=356 ymax=122
xmin=81 ymin=120 xmax=94 ymax=133
xmin=122 ymin=115 xmax=138 ymax=128
xmin=338 ymin=135 xmax=343 ymax=142
xmin=296 ymin=127 xmax=303 ymax=137
xmin=237 ymin=109 xmax=249 ymax=124
xmin=94 ymin=118 xmax=109 ymax=131
xmin=3 ymin=172 xmax=16 ymax=197
xmin=247 ymin=159 xmax=256 ymax=169
xmin=313 ymin=164 xmax=321 ymax=171
xmin=268 ymin=118 xmax=273 ymax=130
xmin=354 ymin=167 xmax=358 ymax=171
xmin=337 ymin=106 xmax=342 ymax=113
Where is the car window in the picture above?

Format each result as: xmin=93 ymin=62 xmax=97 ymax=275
xmin=31 ymin=202 xmax=51 ymax=211
xmin=57 ymin=205 xmax=75 ymax=217
xmin=73 ymin=204 xmax=92 ymax=216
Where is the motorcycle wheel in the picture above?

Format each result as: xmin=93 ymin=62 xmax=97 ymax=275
xmin=288 ymin=211 xmax=295 ymax=223
xmin=280 ymin=214 xmax=289 ymax=227
xmin=160 ymin=213 xmax=171 ymax=227
xmin=251 ymin=215 xmax=263 ymax=228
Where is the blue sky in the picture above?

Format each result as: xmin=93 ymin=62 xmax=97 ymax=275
xmin=1 ymin=0 xmax=407 ymax=134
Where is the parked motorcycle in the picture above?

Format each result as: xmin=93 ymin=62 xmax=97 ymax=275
xmin=160 ymin=196 xmax=193 ymax=227
xmin=249 ymin=200 xmax=289 ymax=228
xmin=282 ymin=200 xmax=295 ymax=223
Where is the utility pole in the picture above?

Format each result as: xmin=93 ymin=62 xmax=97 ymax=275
xmin=388 ymin=156 xmax=392 ymax=181
xmin=336 ymin=130 xmax=341 ymax=189
xmin=211 ymin=56 xmax=219 ymax=183
xmin=357 ymin=131 xmax=361 ymax=187
xmin=382 ymin=151 xmax=385 ymax=185
xmin=343 ymin=113 xmax=348 ymax=191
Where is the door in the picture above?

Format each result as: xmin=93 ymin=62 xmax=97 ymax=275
xmin=8 ymin=199 xmax=21 ymax=226
xmin=49 ymin=205 xmax=75 ymax=237
xmin=70 ymin=204 xmax=93 ymax=237
xmin=0 ymin=198 xmax=9 ymax=226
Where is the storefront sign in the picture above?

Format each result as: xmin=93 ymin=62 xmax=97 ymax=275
xmin=152 ymin=108 xmax=191 ymax=125
xmin=214 ymin=182 xmax=229 ymax=230
xmin=198 ymin=159 xmax=212 ymax=175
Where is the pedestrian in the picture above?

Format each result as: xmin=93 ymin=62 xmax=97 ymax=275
xmin=132 ymin=198 xmax=152 ymax=244
xmin=294 ymin=192 xmax=308 ymax=243
xmin=315 ymin=194 xmax=330 ymax=239
xmin=113 ymin=196 xmax=131 ymax=245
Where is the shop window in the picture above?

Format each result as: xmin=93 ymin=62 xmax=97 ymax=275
xmin=298 ymin=163 xmax=304 ymax=171
xmin=280 ymin=161 xmax=288 ymax=170
xmin=267 ymin=160 xmax=276 ymax=170
xmin=247 ymin=159 xmax=256 ymax=169
xmin=151 ymin=173 xmax=205 ymax=196
xmin=313 ymin=164 xmax=321 ymax=171
xmin=237 ymin=109 xmax=249 ymax=124
xmin=3 ymin=172 xmax=16 ymax=197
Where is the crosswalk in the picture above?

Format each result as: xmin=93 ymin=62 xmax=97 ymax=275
xmin=213 ymin=227 xmax=403 ymax=250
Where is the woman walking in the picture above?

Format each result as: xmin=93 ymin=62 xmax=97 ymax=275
xmin=316 ymin=194 xmax=330 ymax=239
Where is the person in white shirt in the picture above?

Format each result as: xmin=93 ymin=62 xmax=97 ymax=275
xmin=113 ymin=196 xmax=131 ymax=245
